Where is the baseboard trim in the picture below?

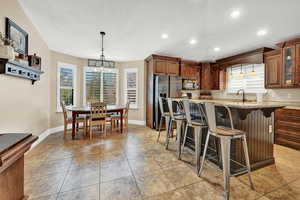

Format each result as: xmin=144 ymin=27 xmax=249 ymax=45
xmin=128 ymin=120 xmax=146 ymax=126
xmin=31 ymin=121 xmax=145 ymax=149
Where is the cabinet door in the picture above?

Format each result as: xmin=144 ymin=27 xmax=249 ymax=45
xmin=265 ymin=53 xmax=282 ymax=88
xmin=211 ymin=64 xmax=220 ymax=90
xmin=181 ymin=64 xmax=188 ymax=78
xmin=282 ymin=46 xmax=296 ymax=87
xmin=201 ymin=64 xmax=211 ymax=90
xmin=295 ymin=43 xmax=300 ymax=87
xmin=154 ymin=60 xmax=167 ymax=75
xmin=167 ymin=61 xmax=180 ymax=76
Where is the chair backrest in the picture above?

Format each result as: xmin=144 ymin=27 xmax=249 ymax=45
xmin=204 ymin=103 xmax=235 ymax=133
xmin=159 ymin=97 xmax=168 ymax=115
xmin=90 ymin=102 xmax=107 ymax=119
xmin=204 ymin=102 xmax=217 ymax=132
xmin=167 ymin=98 xmax=175 ymax=118
xmin=182 ymin=100 xmax=192 ymax=124
xmin=61 ymin=101 xmax=68 ymax=122
xmin=124 ymin=101 xmax=130 ymax=117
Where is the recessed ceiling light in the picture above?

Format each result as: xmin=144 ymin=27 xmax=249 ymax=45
xmin=161 ymin=33 xmax=168 ymax=39
xmin=189 ymin=39 xmax=197 ymax=45
xmin=257 ymin=29 xmax=267 ymax=36
xmin=230 ymin=10 xmax=240 ymax=18
xmin=214 ymin=47 xmax=221 ymax=52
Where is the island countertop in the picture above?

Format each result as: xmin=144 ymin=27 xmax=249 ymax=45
xmin=173 ymin=98 xmax=300 ymax=110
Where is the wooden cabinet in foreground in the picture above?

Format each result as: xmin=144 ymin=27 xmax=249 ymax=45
xmin=275 ymin=109 xmax=300 ymax=150
xmin=0 ymin=133 xmax=38 ymax=200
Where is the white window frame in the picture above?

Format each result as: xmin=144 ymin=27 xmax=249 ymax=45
xmin=83 ymin=67 xmax=119 ymax=106
xmin=57 ymin=62 xmax=77 ymax=112
xmin=123 ymin=68 xmax=138 ymax=109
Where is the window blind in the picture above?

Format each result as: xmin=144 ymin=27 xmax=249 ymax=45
xmin=227 ymin=64 xmax=266 ymax=94
xmin=84 ymin=67 xmax=118 ymax=105
xmin=59 ymin=67 xmax=74 ymax=106
xmin=57 ymin=63 xmax=76 ymax=112
xmin=85 ymin=70 xmax=101 ymax=103
xmin=103 ymin=71 xmax=118 ymax=105
xmin=124 ymin=68 xmax=138 ymax=108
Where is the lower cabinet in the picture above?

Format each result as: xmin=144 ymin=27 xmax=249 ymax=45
xmin=275 ymin=108 xmax=300 ymax=150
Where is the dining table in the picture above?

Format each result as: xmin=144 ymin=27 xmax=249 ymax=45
xmin=66 ymin=105 xmax=126 ymax=139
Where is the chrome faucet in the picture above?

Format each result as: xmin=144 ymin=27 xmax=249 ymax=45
xmin=236 ymin=89 xmax=246 ymax=103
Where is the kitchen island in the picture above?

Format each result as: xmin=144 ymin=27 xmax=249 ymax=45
xmin=174 ymin=99 xmax=287 ymax=171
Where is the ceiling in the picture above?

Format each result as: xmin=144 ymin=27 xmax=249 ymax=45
xmin=19 ymin=0 xmax=300 ymax=61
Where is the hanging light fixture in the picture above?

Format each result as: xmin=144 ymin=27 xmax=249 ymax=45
xmin=239 ymin=64 xmax=244 ymax=77
xmin=250 ymin=64 xmax=257 ymax=76
xmin=99 ymin=31 xmax=106 ymax=69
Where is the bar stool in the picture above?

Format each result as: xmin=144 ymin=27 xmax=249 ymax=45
xmin=199 ymin=102 xmax=254 ymax=200
xmin=166 ymin=98 xmax=186 ymax=151
xmin=180 ymin=100 xmax=207 ymax=173
xmin=157 ymin=97 xmax=170 ymax=143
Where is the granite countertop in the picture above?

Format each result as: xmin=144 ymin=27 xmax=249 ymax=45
xmin=173 ymin=98 xmax=300 ymax=110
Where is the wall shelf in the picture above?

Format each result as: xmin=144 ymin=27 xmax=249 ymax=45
xmin=0 ymin=58 xmax=44 ymax=85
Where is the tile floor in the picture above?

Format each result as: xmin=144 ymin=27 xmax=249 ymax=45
xmin=25 ymin=125 xmax=300 ymax=200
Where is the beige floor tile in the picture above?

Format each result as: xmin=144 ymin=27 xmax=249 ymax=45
xmin=100 ymin=159 xmax=132 ymax=182
xmin=100 ymin=176 xmax=140 ymax=200
xmin=135 ymin=171 xmax=176 ymax=198
xmin=57 ymin=184 xmax=99 ymax=200
xmin=25 ymin=173 xmax=65 ymax=199
xmin=60 ymin=168 xmax=100 ymax=192
xmin=163 ymin=165 xmax=201 ymax=188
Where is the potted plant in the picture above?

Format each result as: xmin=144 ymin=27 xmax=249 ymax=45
xmin=0 ymin=32 xmax=15 ymax=60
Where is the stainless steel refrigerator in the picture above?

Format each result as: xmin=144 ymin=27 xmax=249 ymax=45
xmin=153 ymin=75 xmax=182 ymax=130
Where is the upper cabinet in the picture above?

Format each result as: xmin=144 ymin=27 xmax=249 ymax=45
xmin=264 ymin=50 xmax=282 ymax=89
xmin=147 ymin=55 xmax=180 ymax=76
xmin=180 ymin=60 xmax=201 ymax=80
xmin=266 ymin=38 xmax=300 ymax=89
xmin=200 ymin=63 xmax=220 ymax=90
xmin=282 ymin=46 xmax=295 ymax=87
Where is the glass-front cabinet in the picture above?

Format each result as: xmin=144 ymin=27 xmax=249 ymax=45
xmin=282 ymin=46 xmax=295 ymax=87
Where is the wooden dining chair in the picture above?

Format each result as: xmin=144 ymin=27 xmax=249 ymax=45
xmin=61 ymin=102 xmax=87 ymax=138
xmin=87 ymin=102 xmax=111 ymax=139
xmin=111 ymin=102 xmax=130 ymax=131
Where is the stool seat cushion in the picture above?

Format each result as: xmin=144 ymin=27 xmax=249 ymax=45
xmin=216 ymin=126 xmax=246 ymax=136
xmin=191 ymin=120 xmax=206 ymax=126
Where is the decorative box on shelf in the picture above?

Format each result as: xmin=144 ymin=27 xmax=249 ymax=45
xmin=0 ymin=58 xmax=44 ymax=85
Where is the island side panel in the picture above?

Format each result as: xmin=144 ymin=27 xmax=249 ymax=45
xmin=232 ymin=109 xmax=275 ymax=170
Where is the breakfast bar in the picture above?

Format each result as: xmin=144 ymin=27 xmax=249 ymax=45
xmin=175 ymin=99 xmax=285 ymax=171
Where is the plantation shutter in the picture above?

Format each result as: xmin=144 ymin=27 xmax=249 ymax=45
xmin=84 ymin=67 xmax=118 ymax=105
xmin=85 ymin=70 xmax=101 ymax=103
xmin=59 ymin=67 xmax=74 ymax=106
xmin=124 ymin=68 xmax=138 ymax=108
xmin=103 ymin=70 xmax=118 ymax=105
xmin=227 ymin=64 xmax=266 ymax=94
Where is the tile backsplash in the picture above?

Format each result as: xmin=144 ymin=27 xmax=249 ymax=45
xmin=211 ymin=89 xmax=300 ymax=102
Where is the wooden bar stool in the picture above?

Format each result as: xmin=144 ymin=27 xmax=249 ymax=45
xmin=166 ymin=98 xmax=185 ymax=151
xmin=180 ymin=100 xmax=207 ymax=173
xmin=199 ymin=102 xmax=254 ymax=200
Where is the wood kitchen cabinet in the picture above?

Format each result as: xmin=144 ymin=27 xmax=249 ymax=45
xmin=149 ymin=55 xmax=180 ymax=76
xmin=264 ymin=50 xmax=282 ymax=88
xmin=180 ymin=60 xmax=200 ymax=80
xmin=275 ymin=108 xmax=300 ymax=151
xmin=275 ymin=38 xmax=300 ymax=88
xmin=201 ymin=63 xmax=219 ymax=90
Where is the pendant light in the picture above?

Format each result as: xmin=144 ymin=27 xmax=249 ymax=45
xmin=99 ymin=31 xmax=106 ymax=70
xmin=250 ymin=64 xmax=257 ymax=76
xmin=239 ymin=64 xmax=244 ymax=77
